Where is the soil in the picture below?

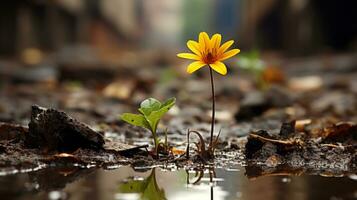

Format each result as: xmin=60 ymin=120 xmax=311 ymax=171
xmin=0 ymin=51 xmax=356 ymax=178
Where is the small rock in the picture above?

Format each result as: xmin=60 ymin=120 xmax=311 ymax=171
xmin=265 ymin=155 xmax=282 ymax=167
xmin=279 ymin=120 xmax=296 ymax=138
xmin=26 ymin=105 xmax=105 ymax=152
xmin=288 ymin=76 xmax=323 ymax=91
xmin=103 ymin=79 xmax=136 ymax=100
xmin=235 ymin=91 xmax=270 ymax=121
xmin=311 ymin=91 xmax=355 ymax=116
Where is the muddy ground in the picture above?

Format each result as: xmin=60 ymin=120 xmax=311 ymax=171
xmin=0 ymin=50 xmax=356 ymax=178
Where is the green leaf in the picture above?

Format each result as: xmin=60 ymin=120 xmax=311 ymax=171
xmin=121 ymin=113 xmax=151 ymax=130
xmin=145 ymin=98 xmax=176 ymax=133
xmin=139 ymin=98 xmax=162 ymax=116
xmin=160 ymin=97 xmax=176 ymax=109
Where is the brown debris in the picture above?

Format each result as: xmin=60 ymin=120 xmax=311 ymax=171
xmin=321 ymin=122 xmax=356 ymax=144
xmin=245 ymin=120 xmax=357 ymax=172
xmin=295 ymin=119 xmax=312 ymax=132
xmin=0 ymin=122 xmax=27 ymax=141
xmin=103 ymin=140 xmax=148 ymax=156
xmin=262 ymin=66 xmax=285 ymax=85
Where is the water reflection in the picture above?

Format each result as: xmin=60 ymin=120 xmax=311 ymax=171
xmin=116 ymin=167 xmax=227 ymax=200
xmin=0 ymin=165 xmax=356 ymax=200
xmin=185 ymin=167 xmax=217 ymax=200
xmin=117 ymin=168 xmax=166 ymax=200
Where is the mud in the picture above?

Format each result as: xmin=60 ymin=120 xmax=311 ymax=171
xmin=245 ymin=120 xmax=356 ymax=175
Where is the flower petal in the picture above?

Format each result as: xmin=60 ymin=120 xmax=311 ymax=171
xmin=187 ymin=61 xmax=206 ymax=74
xmin=218 ymin=40 xmax=234 ymax=55
xmin=199 ymin=32 xmax=210 ymax=50
xmin=187 ymin=40 xmax=201 ymax=56
xmin=177 ymin=53 xmax=200 ymax=60
xmin=210 ymin=61 xmax=227 ymax=75
xmin=219 ymin=49 xmax=240 ymax=61
xmin=211 ymin=34 xmax=222 ymax=50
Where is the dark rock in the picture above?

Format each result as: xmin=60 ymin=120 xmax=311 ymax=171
xmin=26 ymin=105 xmax=105 ymax=152
xmin=311 ymin=91 xmax=356 ymax=116
xmin=235 ymin=91 xmax=270 ymax=121
xmin=279 ymin=120 xmax=296 ymax=138
xmin=265 ymin=86 xmax=294 ymax=107
xmin=235 ymin=87 xmax=293 ymax=121
xmin=245 ymin=133 xmax=265 ymax=159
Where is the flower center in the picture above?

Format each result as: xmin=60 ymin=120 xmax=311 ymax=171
xmin=205 ymin=52 xmax=216 ymax=64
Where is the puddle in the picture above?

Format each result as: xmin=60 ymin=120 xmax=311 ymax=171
xmin=1 ymin=166 xmax=356 ymax=200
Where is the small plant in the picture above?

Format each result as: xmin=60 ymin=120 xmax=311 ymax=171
xmin=121 ymin=97 xmax=176 ymax=156
xmin=177 ymin=32 xmax=240 ymax=159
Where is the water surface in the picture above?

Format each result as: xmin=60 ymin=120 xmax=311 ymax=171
xmin=1 ymin=165 xmax=356 ymax=200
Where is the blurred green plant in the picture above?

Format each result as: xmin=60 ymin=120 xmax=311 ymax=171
xmin=118 ymin=168 xmax=166 ymax=200
xmin=158 ymin=68 xmax=177 ymax=86
xmin=236 ymin=50 xmax=267 ymax=89
xmin=121 ymin=97 xmax=176 ymax=156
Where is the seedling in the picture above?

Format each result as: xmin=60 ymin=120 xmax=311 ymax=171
xmin=121 ymin=97 xmax=176 ymax=156
xmin=178 ymin=32 xmax=240 ymax=159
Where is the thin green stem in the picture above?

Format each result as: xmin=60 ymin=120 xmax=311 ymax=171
xmin=151 ymin=130 xmax=158 ymax=155
xmin=209 ymin=67 xmax=215 ymax=147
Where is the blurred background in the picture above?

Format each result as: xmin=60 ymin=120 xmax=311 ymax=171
xmin=0 ymin=2 xmax=357 ymax=199
xmin=0 ymin=0 xmax=357 ymax=125
xmin=1 ymin=0 xmax=356 ymax=58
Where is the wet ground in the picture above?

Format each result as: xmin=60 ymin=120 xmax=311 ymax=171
xmin=0 ymin=49 xmax=356 ymax=199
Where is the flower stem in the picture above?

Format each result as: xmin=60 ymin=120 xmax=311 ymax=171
xmin=209 ymin=67 xmax=215 ymax=147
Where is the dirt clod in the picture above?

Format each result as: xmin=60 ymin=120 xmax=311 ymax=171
xmin=26 ymin=105 xmax=105 ymax=152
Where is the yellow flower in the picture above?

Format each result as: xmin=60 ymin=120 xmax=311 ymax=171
xmin=177 ymin=32 xmax=240 ymax=75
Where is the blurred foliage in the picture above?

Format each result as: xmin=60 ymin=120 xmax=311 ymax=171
xmin=237 ymin=50 xmax=265 ymax=74
xmin=158 ymin=68 xmax=177 ymax=86
xmin=236 ymin=50 xmax=268 ymax=89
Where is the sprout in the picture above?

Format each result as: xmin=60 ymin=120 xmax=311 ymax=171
xmin=121 ymin=97 xmax=176 ymax=156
